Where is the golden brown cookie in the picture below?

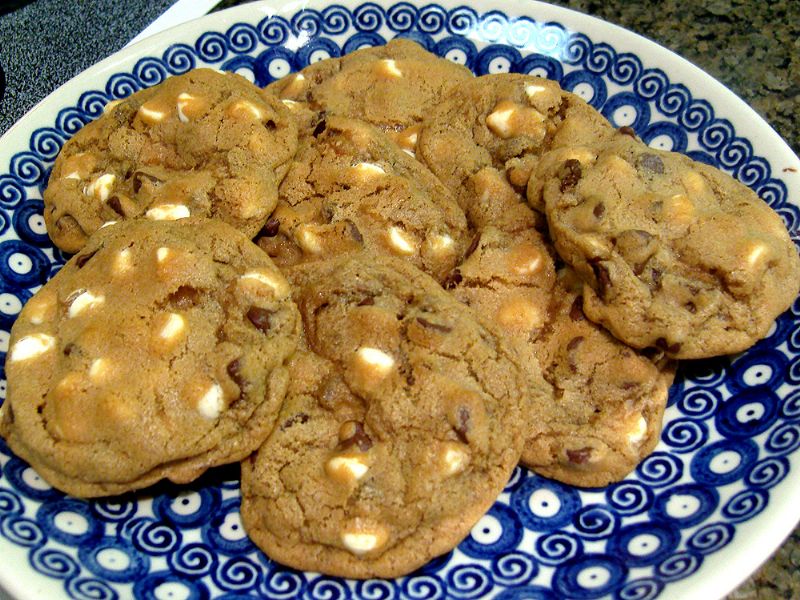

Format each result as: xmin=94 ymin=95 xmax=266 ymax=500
xmin=0 ymin=218 xmax=300 ymax=497
xmin=256 ymin=115 xmax=469 ymax=283
xmin=541 ymin=135 xmax=800 ymax=358
xmin=240 ymin=254 xmax=542 ymax=578
xmin=267 ymin=38 xmax=473 ymax=133
xmin=448 ymin=213 xmax=675 ymax=487
xmin=417 ymin=73 xmax=616 ymax=232
xmin=44 ymin=68 xmax=298 ymax=253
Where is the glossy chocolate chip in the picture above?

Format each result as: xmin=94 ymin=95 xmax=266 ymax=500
xmin=247 ymin=306 xmax=273 ymax=333
xmin=260 ymin=217 xmax=280 ymax=237
xmin=312 ymin=119 xmax=327 ymax=137
xmin=107 ymin=195 xmax=125 ymax=217
xmin=589 ymin=259 xmax=611 ymax=299
xmin=559 ymin=159 xmax=582 ymax=192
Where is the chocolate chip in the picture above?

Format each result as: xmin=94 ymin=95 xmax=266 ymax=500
xmin=265 ymin=119 xmax=276 ymax=131
xmin=618 ymin=126 xmax=637 ymax=138
xmin=593 ymin=202 xmax=605 ymax=218
xmin=638 ymin=153 xmax=665 ymax=174
xmin=559 ymin=159 xmax=582 ymax=192
xmin=454 ymin=406 xmax=470 ymax=443
xmin=107 ymin=195 xmax=125 ymax=217
xmin=668 ymin=342 xmax=682 ymax=354
xmin=247 ymin=306 xmax=273 ymax=333
xmin=655 ymin=338 xmax=682 ymax=354
xmin=346 ymin=220 xmax=363 ymax=243
xmin=416 ymin=316 xmax=452 ymax=333
xmin=132 ymin=171 xmax=163 ymax=194
xmin=569 ymin=296 xmax=584 ymax=321
xmin=465 ymin=233 xmax=481 ymax=259
xmin=75 ymin=249 xmax=98 ymax=269
xmin=651 ymin=268 xmax=663 ymax=290
xmin=357 ymin=296 xmax=375 ymax=306
xmin=168 ymin=285 xmax=200 ymax=309
xmin=227 ymin=358 xmax=245 ymax=398
xmin=312 ymin=119 xmax=327 ymax=137
xmin=281 ymin=412 xmax=309 ymax=430
xmin=621 ymin=381 xmax=639 ymax=390
xmin=260 ymin=217 xmax=280 ymax=237
xmin=686 ymin=301 xmax=697 ymax=314
xmin=339 ymin=421 xmax=373 ymax=452
xmin=442 ymin=269 xmax=462 ymax=290
xmin=567 ymin=447 xmax=592 ymax=464
xmin=589 ymin=259 xmax=611 ymax=299
xmin=566 ymin=336 xmax=584 ymax=352
xmin=62 ymin=343 xmax=76 ymax=356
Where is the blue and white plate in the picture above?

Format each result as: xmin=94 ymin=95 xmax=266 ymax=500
xmin=1 ymin=1 xmax=799 ymax=598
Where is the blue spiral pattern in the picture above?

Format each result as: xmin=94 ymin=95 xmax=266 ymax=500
xmin=0 ymin=3 xmax=797 ymax=599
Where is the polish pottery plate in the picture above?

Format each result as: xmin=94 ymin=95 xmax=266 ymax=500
xmin=0 ymin=1 xmax=799 ymax=598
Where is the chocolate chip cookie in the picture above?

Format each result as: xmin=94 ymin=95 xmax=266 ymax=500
xmin=44 ymin=68 xmax=298 ymax=253
xmin=448 ymin=220 xmax=674 ymax=486
xmin=266 ymin=38 xmax=473 ymax=133
xmin=0 ymin=218 xmax=300 ymax=497
xmin=256 ymin=115 xmax=469 ymax=283
xmin=417 ymin=73 xmax=616 ymax=232
xmin=542 ymin=135 xmax=800 ymax=358
xmin=240 ymin=254 xmax=541 ymax=578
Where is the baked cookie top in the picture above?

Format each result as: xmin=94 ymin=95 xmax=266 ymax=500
xmin=417 ymin=73 xmax=616 ymax=232
xmin=448 ymin=221 xmax=674 ymax=487
xmin=542 ymin=135 xmax=800 ymax=358
xmin=0 ymin=218 xmax=300 ymax=497
xmin=44 ymin=68 xmax=298 ymax=253
xmin=266 ymin=38 xmax=473 ymax=131
xmin=240 ymin=254 xmax=539 ymax=578
xmin=256 ymin=115 xmax=469 ymax=283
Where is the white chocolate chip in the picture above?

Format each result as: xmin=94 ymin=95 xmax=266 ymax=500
xmin=377 ymin=58 xmax=403 ymax=79
xmin=176 ymin=92 xmax=196 ymax=123
xmin=197 ymin=382 xmax=224 ymax=419
xmin=355 ymin=347 xmax=395 ymax=377
xmin=281 ymin=99 xmax=300 ymax=108
xmin=145 ymin=204 xmax=191 ymax=221
xmin=64 ymin=172 xmax=81 ymax=181
xmin=326 ymin=454 xmax=370 ymax=483
xmin=281 ymin=73 xmax=306 ymax=97
xmin=103 ymin=99 xmax=123 ymax=114
xmin=159 ymin=313 xmax=186 ymax=341
xmin=156 ymin=247 xmax=171 ymax=263
xmin=496 ymin=296 xmax=543 ymax=331
xmin=525 ymin=84 xmax=547 ymax=98
xmin=745 ymin=241 xmax=769 ymax=267
xmin=114 ymin=248 xmax=133 ymax=274
xmin=88 ymin=358 xmax=110 ymax=382
xmin=68 ymin=290 xmax=105 ymax=318
xmin=486 ymin=100 xmax=546 ymax=139
xmin=9 ymin=333 xmax=56 ymax=362
xmin=100 ymin=221 xmax=117 ymax=229
xmin=137 ymin=103 xmax=166 ymax=124
xmin=26 ymin=295 xmax=54 ymax=325
xmin=294 ymin=225 xmax=324 ymax=254
xmin=341 ymin=523 xmax=389 ymax=555
xmin=387 ymin=226 xmax=416 ymax=256
xmin=228 ymin=99 xmax=265 ymax=121
xmin=402 ymin=148 xmax=415 ymax=158
xmin=350 ymin=162 xmax=386 ymax=178
xmin=239 ymin=269 xmax=290 ymax=299
xmin=627 ymin=415 xmax=648 ymax=446
xmin=426 ymin=233 xmax=454 ymax=254
xmin=509 ymin=244 xmax=543 ymax=275
xmin=441 ymin=442 xmax=470 ymax=477
xmin=83 ymin=173 xmax=116 ymax=202
xmin=486 ymin=105 xmax=516 ymax=138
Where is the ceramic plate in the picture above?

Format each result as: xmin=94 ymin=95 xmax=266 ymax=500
xmin=1 ymin=1 xmax=799 ymax=598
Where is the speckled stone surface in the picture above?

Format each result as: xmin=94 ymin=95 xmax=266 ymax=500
xmin=0 ymin=1 xmax=798 ymax=598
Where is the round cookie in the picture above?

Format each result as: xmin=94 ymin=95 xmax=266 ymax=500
xmin=266 ymin=38 xmax=473 ymax=132
xmin=44 ymin=68 xmax=299 ymax=253
xmin=542 ymin=135 xmax=800 ymax=358
xmin=256 ymin=115 xmax=469 ymax=283
xmin=449 ymin=221 xmax=674 ymax=487
xmin=0 ymin=218 xmax=300 ymax=497
xmin=240 ymin=254 xmax=541 ymax=578
xmin=416 ymin=73 xmax=616 ymax=232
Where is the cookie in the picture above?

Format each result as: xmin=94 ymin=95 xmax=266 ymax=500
xmin=0 ymin=218 xmax=300 ymax=497
xmin=541 ymin=135 xmax=800 ymax=358
xmin=267 ymin=38 xmax=473 ymax=132
xmin=240 ymin=254 xmax=541 ymax=578
xmin=449 ymin=221 xmax=674 ymax=486
xmin=256 ymin=115 xmax=469 ymax=283
xmin=44 ymin=68 xmax=299 ymax=253
xmin=417 ymin=73 xmax=616 ymax=232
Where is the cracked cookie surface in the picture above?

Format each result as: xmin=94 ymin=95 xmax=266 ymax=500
xmin=449 ymin=219 xmax=675 ymax=487
xmin=0 ymin=218 xmax=300 ymax=497
xmin=542 ymin=135 xmax=800 ymax=358
xmin=256 ymin=115 xmax=469 ymax=283
xmin=44 ymin=68 xmax=298 ymax=253
xmin=240 ymin=253 xmax=538 ymax=578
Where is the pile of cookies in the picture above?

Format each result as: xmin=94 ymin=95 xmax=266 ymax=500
xmin=2 ymin=40 xmax=798 ymax=578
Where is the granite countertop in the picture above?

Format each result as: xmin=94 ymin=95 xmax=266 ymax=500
xmin=0 ymin=0 xmax=798 ymax=598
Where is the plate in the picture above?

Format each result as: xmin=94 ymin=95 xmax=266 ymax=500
xmin=1 ymin=1 xmax=799 ymax=598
